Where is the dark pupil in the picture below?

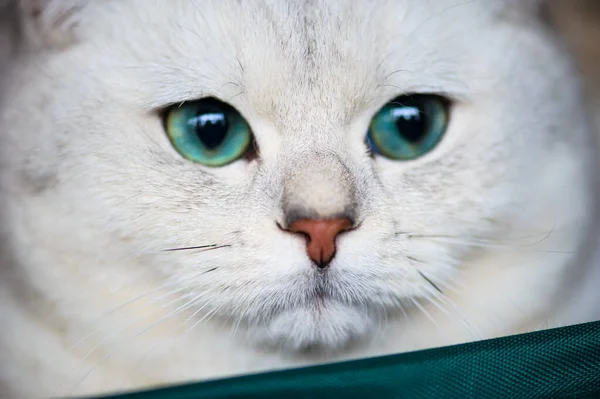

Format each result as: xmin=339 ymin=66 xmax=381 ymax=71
xmin=189 ymin=109 xmax=229 ymax=149
xmin=393 ymin=103 xmax=426 ymax=143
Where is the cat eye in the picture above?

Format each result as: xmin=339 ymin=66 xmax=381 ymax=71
xmin=367 ymin=95 xmax=449 ymax=160
xmin=164 ymin=98 xmax=253 ymax=167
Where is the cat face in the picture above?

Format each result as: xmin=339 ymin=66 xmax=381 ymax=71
xmin=0 ymin=0 xmax=596 ymax=357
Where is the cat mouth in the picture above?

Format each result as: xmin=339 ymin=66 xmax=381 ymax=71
xmin=304 ymin=275 xmax=352 ymax=310
xmin=305 ymin=272 xmax=369 ymax=306
xmin=247 ymin=297 xmax=376 ymax=354
xmin=241 ymin=275 xmax=382 ymax=353
xmin=312 ymin=282 xmax=329 ymax=302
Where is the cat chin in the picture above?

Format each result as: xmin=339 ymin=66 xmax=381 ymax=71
xmin=244 ymin=301 xmax=377 ymax=354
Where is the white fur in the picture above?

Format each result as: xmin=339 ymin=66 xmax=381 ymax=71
xmin=1 ymin=0 xmax=599 ymax=397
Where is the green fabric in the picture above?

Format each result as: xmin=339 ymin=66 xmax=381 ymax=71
xmin=96 ymin=321 xmax=600 ymax=399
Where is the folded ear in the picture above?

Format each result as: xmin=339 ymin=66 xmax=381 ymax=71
xmin=17 ymin=0 xmax=90 ymax=48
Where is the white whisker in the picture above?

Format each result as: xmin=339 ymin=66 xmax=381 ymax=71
xmin=132 ymin=288 xmax=220 ymax=367
xmin=231 ymin=301 xmax=254 ymax=342
xmin=69 ymin=293 xmax=204 ymax=395
xmin=66 ymin=281 xmax=190 ymax=353
xmin=60 ymin=290 xmax=194 ymax=395
xmin=409 ymin=297 xmax=439 ymax=329
xmin=184 ymin=302 xmax=226 ymax=336
xmin=423 ymin=288 xmax=482 ymax=340
xmin=408 ymin=234 xmax=574 ymax=255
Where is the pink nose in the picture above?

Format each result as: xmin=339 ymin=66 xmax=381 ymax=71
xmin=285 ymin=218 xmax=353 ymax=268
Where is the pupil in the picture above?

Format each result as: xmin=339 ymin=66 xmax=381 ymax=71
xmin=392 ymin=104 xmax=425 ymax=143
xmin=190 ymin=110 xmax=229 ymax=149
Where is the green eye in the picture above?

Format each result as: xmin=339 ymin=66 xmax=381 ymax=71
xmin=165 ymin=98 xmax=252 ymax=167
xmin=367 ymin=95 xmax=449 ymax=160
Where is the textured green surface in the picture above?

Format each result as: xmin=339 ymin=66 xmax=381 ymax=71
xmin=97 ymin=321 xmax=600 ymax=399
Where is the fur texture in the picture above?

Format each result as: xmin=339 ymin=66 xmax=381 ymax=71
xmin=1 ymin=0 xmax=599 ymax=397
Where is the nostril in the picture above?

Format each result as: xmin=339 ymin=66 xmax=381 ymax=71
xmin=280 ymin=217 xmax=354 ymax=268
xmin=286 ymin=218 xmax=353 ymax=241
xmin=276 ymin=221 xmax=311 ymax=242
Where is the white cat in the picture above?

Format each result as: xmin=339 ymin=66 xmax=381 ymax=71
xmin=1 ymin=0 xmax=599 ymax=397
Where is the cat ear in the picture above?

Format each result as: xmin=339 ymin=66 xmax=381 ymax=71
xmin=16 ymin=0 xmax=90 ymax=48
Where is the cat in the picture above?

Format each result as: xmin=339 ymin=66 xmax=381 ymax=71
xmin=1 ymin=0 xmax=599 ymax=397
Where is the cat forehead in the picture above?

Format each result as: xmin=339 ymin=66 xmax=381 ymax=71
xmin=79 ymin=0 xmax=506 ymax=115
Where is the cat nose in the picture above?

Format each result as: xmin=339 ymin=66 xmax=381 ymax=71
xmin=284 ymin=218 xmax=354 ymax=268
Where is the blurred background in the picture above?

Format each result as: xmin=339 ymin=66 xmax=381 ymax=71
xmin=552 ymin=0 xmax=600 ymax=127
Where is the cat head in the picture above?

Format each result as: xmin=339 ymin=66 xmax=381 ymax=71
xmin=1 ymin=0 xmax=596 ymax=354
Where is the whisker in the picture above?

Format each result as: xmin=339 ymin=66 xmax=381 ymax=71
xmin=62 ymin=291 xmax=193 ymax=389
xmin=430 ymin=278 xmax=464 ymax=295
xmin=69 ymin=293 xmax=204 ymax=395
xmin=524 ymin=221 xmax=556 ymax=247
xmin=162 ymin=244 xmax=231 ymax=252
xmin=373 ymin=303 xmax=389 ymax=342
xmin=402 ymin=224 xmax=562 ymax=245
xmin=395 ymin=275 xmax=482 ymax=341
xmin=60 ymin=290 xmax=190 ymax=396
xmin=534 ymin=249 xmax=573 ymax=254
xmin=417 ymin=271 xmax=443 ymax=294
xmin=403 ymin=253 xmax=465 ymax=279
xmin=66 ymin=280 xmax=190 ymax=352
xmin=408 ymin=234 xmax=574 ymax=254
xmin=408 ymin=234 xmax=510 ymax=246
xmin=387 ymin=275 xmax=481 ymax=340
xmin=178 ymin=297 xmax=218 ymax=331
xmin=424 ymin=289 xmax=483 ymax=340
xmin=398 ymin=300 xmax=412 ymax=327
xmin=394 ymin=221 xmax=561 ymax=245
xmin=409 ymin=297 xmax=439 ymax=329
xmin=185 ymin=303 xmax=225 ymax=335
xmin=132 ymin=288 xmax=220 ymax=368
xmin=231 ymin=301 xmax=254 ymax=342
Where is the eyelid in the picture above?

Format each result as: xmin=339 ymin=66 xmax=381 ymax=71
xmin=155 ymin=94 xmax=215 ymax=117
xmin=369 ymin=92 xmax=455 ymax=121
xmin=384 ymin=78 xmax=469 ymax=103
xmin=159 ymin=97 xmax=222 ymax=128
